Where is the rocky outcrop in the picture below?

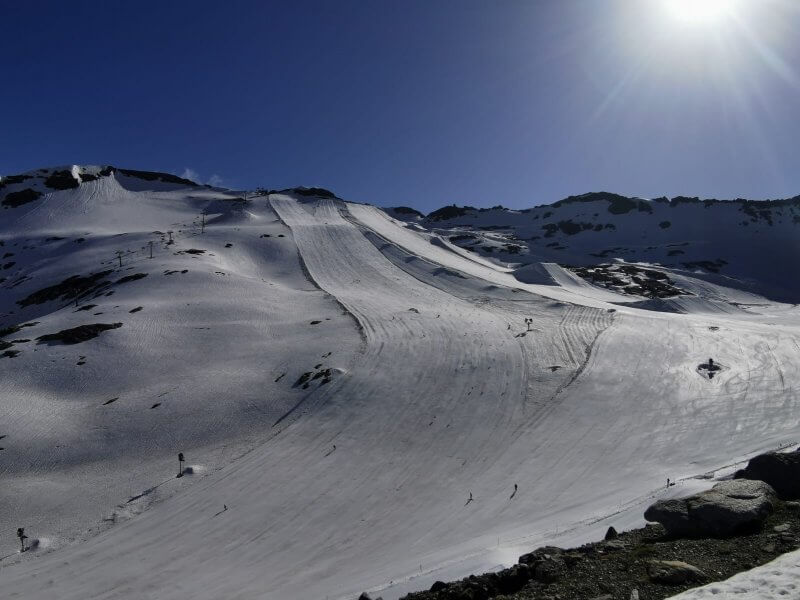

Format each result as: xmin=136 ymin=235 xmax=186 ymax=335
xmin=736 ymin=448 xmax=800 ymax=499
xmin=644 ymin=479 xmax=776 ymax=537
xmin=647 ymin=560 xmax=707 ymax=585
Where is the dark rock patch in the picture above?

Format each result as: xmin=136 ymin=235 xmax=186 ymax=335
xmin=115 ymin=273 xmax=148 ymax=284
xmin=18 ymin=271 xmax=112 ymax=307
xmin=44 ymin=170 xmax=79 ymax=190
xmin=117 ymin=168 xmax=197 ymax=186
xmin=287 ymin=186 xmax=337 ymax=199
xmin=2 ymin=188 xmax=42 ymax=208
xmin=392 ymin=206 xmax=424 ymax=217
xmin=736 ymin=448 xmax=800 ymax=499
xmin=428 ymin=205 xmax=475 ymax=221
xmin=37 ymin=323 xmax=122 ymax=345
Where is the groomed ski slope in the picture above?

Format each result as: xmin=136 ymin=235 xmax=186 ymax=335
xmin=1 ymin=187 xmax=799 ymax=600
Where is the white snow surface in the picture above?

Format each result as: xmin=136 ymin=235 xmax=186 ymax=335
xmin=0 ymin=170 xmax=799 ymax=600
xmin=671 ymin=548 xmax=800 ymax=599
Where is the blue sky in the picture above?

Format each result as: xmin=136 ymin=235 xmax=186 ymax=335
xmin=2 ymin=0 xmax=800 ymax=212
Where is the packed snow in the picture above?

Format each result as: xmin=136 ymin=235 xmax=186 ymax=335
xmin=1 ymin=167 xmax=799 ymax=599
xmin=671 ymin=547 xmax=800 ymax=599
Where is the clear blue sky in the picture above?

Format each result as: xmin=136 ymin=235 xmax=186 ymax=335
xmin=2 ymin=0 xmax=799 ymax=212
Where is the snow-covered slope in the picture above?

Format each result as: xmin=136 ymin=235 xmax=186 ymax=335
xmin=1 ymin=169 xmax=799 ymax=600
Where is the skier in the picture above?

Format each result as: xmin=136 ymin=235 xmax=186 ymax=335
xmin=17 ymin=527 xmax=27 ymax=553
xmin=465 ymin=492 xmax=474 ymax=506
xmin=666 ymin=478 xmax=670 ymax=489
xmin=510 ymin=484 xmax=518 ymax=499
xmin=177 ymin=452 xmax=185 ymax=478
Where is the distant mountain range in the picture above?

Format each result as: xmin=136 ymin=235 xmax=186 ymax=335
xmin=386 ymin=191 xmax=800 ymax=303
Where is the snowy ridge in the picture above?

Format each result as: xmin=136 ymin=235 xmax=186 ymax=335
xmin=0 ymin=171 xmax=799 ymax=599
xmin=403 ymin=193 xmax=800 ymax=303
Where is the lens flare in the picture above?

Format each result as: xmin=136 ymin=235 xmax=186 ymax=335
xmin=664 ymin=0 xmax=733 ymax=23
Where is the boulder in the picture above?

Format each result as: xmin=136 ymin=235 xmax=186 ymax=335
xmin=495 ymin=564 xmax=531 ymax=594
xmin=736 ymin=448 xmax=800 ymax=498
xmin=604 ymin=526 xmax=618 ymax=540
xmin=647 ymin=560 xmax=707 ymax=585
xmin=644 ymin=479 xmax=776 ymax=537
xmin=533 ymin=557 xmax=563 ymax=583
xmin=518 ymin=545 xmax=563 ymax=565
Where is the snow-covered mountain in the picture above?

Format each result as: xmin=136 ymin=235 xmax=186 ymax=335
xmin=1 ymin=167 xmax=799 ymax=600
xmin=388 ymin=192 xmax=800 ymax=303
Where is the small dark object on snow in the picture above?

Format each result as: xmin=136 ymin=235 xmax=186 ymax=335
xmin=17 ymin=527 xmax=27 ymax=552
xmin=177 ymin=452 xmax=185 ymax=478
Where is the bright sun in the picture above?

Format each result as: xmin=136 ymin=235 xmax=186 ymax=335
xmin=664 ymin=0 xmax=733 ymax=23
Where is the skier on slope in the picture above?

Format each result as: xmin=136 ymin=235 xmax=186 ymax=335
xmin=17 ymin=527 xmax=27 ymax=553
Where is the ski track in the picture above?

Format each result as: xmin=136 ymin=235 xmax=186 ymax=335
xmin=1 ymin=190 xmax=799 ymax=600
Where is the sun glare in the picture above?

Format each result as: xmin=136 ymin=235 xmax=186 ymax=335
xmin=664 ymin=0 xmax=733 ymax=23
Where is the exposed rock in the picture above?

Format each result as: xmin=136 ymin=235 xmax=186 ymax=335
xmin=647 ymin=560 xmax=707 ymax=585
xmin=358 ymin=593 xmax=383 ymax=600
xmin=44 ymin=170 xmax=79 ymax=190
xmin=602 ymin=540 xmax=629 ymax=552
xmin=2 ymin=188 xmax=42 ymax=208
xmin=36 ymin=323 xmax=122 ymax=345
xmin=17 ymin=270 xmax=113 ymax=306
xmin=736 ymin=448 xmax=800 ymax=499
xmin=495 ymin=564 xmax=531 ymax=594
xmin=604 ymin=526 xmax=618 ymax=540
xmin=774 ymin=523 xmax=791 ymax=533
xmin=644 ymin=479 xmax=776 ymax=537
xmin=429 ymin=581 xmax=447 ymax=593
xmin=518 ymin=545 xmax=563 ymax=565
xmin=533 ymin=557 xmax=563 ymax=583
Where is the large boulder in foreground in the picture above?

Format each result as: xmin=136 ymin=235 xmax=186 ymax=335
xmin=644 ymin=479 xmax=776 ymax=537
xmin=736 ymin=448 xmax=800 ymax=499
